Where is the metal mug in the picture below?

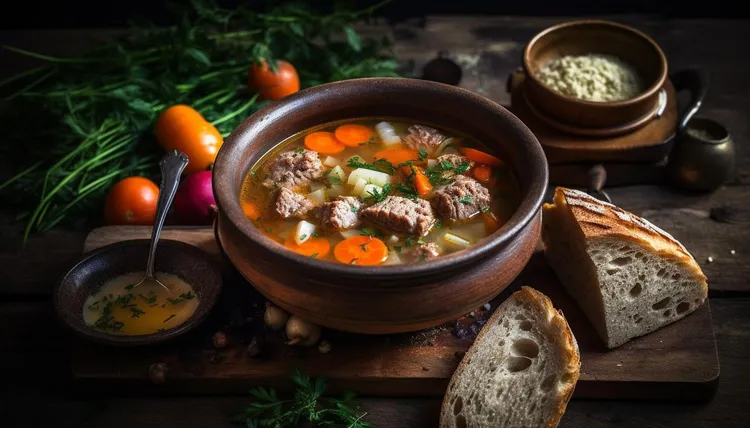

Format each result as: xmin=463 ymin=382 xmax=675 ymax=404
xmin=667 ymin=117 xmax=735 ymax=192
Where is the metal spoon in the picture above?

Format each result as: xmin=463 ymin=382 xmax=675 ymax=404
xmin=130 ymin=150 xmax=189 ymax=293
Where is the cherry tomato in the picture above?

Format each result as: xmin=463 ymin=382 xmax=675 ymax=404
xmin=248 ymin=60 xmax=300 ymax=101
xmin=104 ymin=176 xmax=159 ymax=225
xmin=154 ymin=105 xmax=223 ymax=174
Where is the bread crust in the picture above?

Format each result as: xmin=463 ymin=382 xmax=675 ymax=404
xmin=439 ymin=286 xmax=581 ymax=428
xmin=545 ymin=188 xmax=707 ymax=288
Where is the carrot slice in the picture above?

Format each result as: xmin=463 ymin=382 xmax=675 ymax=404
xmin=334 ymin=124 xmax=377 ymax=147
xmin=334 ymin=236 xmax=388 ymax=266
xmin=374 ymin=147 xmax=420 ymax=166
xmin=473 ymin=165 xmax=493 ymax=183
xmin=460 ymin=148 xmax=503 ymax=167
xmin=482 ymin=212 xmax=501 ymax=234
xmin=284 ymin=236 xmax=331 ymax=258
xmin=413 ymin=168 xmax=432 ymax=197
xmin=242 ymin=201 xmax=262 ymax=221
xmin=304 ymin=131 xmax=345 ymax=155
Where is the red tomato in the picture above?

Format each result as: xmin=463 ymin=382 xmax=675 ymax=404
xmin=248 ymin=60 xmax=300 ymax=101
xmin=104 ymin=177 xmax=159 ymax=225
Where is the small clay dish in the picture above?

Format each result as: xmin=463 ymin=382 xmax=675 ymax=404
xmin=53 ymin=239 xmax=223 ymax=346
xmin=523 ymin=19 xmax=668 ymax=134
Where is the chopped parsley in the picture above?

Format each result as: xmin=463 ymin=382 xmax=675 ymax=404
xmin=166 ymin=291 xmax=196 ymax=306
xmin=366 ymin=183 xmax=392 ymax=203
xmin=130 ymin=307 xmax=146 ymax=318
xmin=417 ymin=238 xmax=426 ymax=245
xmin=481 ymin=206 xmax=491 ymax=214
xmin=139 ymin=291 xmax=157 ymax=304
xmin=179 ymin=291 xmax=196 ymax=300
xmin=433 ymin=219 xmax=442 ymax=229
xmin=300 ymin=234 xmax=308 ymax=241
xmin=93 ymin=302 xmax=124 ymax=332
xmin=310 ymin=253 xmax=319 ymax=258
xmin=163 ymin=314 xmax=177 ymax=323
xmin=327 ymin=175 xmax=343 ymax=185
xmin=393 ymin=245 xmax=402 ymax=253
xmin=418 ymin=148 xmax=428 ymax=160
xmin=359 ymin=227 xmax=381 ymax=237
xmin=312 ymin=232 xmax=320 ymax=238
xmin=459 ymin=196 xmax=473 ymax=205
xmin=350 ymin=204 xmax=359 ymax=213
xmin=115 ymin=293 xmax=135 ymax=308
xmin=455 ymin=162 xmax=471 ymax=174
xmin=396 ymin=183 xmax=419 ymax=199
xmin=439 ymin=160 xmax=453 ymax=170
xmin=346 ymin=156 xmax=395 ymax=175
xmin=124 ymin=284 xmax=135 ymax=290
xmin=293 ymin=148 xmax=305 ymax=154
xmin=405 ymin=236 xmax=414 ymax=247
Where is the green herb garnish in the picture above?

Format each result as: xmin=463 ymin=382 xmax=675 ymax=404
xmin=163 ymin=314 xmax=177 ymax=323
xmin=234 ymin=367 xmax=372 ymax=428
xmin=346 ymin=156 xmax=395 ymax=175
xmin=138 ymin=291 xmax=157 ymax=304
xmin=405 ymin=236 xmax=414 ymax=247
xmin=459 ymin=196 xmax=473 ymax=205
xmin=418 ymin=148 xmax=428 ymax=160
xmin=327 ymin=175 xmax=343 ymax=185
xmin=455 ymin=162 xmax=471 ymax=174
xmin=359 ymin=227 xmax=380 ymax=237
xmin=293 ymin=148 xmax=305 ymax=154
xmin=130 ymin=307 xmax=146 ymax=318
xmin=93 ymin=302 xmax=124 ymax=332
xmin=310 ymin=253 xmax=319 ymax=258
xmin=396 ymin=183 xmax=419 ymax=199
xmin=115 ymin=293 xmax=135 ymax=308
xmin=434 ymin=219 xmax=442 ymax=229
xmin=300 ymin=234 xmax=308 ymax=241
xmin=365 ymin=183 xmax=392 ymax=203
xmin=393 ymin=246 xmax=402 ymax=253
xmin=179 ymin=291 xmax=195 ymax=300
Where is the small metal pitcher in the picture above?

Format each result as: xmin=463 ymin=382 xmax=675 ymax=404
xmin=667 ymin=117 xmax=735 ymax=191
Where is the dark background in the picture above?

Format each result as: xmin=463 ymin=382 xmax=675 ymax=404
xmin=1 ymin=0 xmax=748 ymax=29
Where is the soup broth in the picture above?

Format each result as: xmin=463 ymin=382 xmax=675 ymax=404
xmin=82 ymin=272 xmax=199 ymax=335
xmin=240 ymin=118 xmax=520 ymax=266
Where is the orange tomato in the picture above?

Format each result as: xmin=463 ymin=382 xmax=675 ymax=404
xmin=154 ymin=105 xmax=223 ymax=174
xmin=104 ymin=177 xmax=159 ymax=225
xmin=248 ymin=60 xmax=300 ymax=101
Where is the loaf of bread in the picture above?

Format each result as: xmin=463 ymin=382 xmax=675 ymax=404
xmin=440 ymin=286 xmax=580 ymax=428
xmin=542 ymin=187 xmax=708 ymax=349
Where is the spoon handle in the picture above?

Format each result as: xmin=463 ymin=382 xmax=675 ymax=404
xmin=146 ymin=150 xmax=189 ymax=278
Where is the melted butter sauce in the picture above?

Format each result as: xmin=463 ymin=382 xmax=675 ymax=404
xmin=82 ymin=272 xmax=199 ymax=335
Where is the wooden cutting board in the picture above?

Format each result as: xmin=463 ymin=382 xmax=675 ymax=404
xmin=67 ymin=226 xmax=720 ymax=402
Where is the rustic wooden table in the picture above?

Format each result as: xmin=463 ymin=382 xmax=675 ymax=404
xmin=1 ymin=15 xmax=749 ymax=427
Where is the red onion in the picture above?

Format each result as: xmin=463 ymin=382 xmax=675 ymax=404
xmin=173 ymin=170 xmax=216 ymax=225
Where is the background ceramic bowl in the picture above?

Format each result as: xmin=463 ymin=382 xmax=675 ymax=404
xmin=212 ymin=77 xmax=548 ymax=335
xmin=523 ymin=19 xmax=668 ymax=134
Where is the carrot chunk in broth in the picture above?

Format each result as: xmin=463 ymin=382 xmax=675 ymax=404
xmin=334 ymin=236 xmax=388 ymax=265
xmin=334 ymin=124 xmax=377 ymax=147
xmin=460 ymin=147 xmax=504 ymax=167
xmin=374 ymin=147 xmax=420 ymax=166
xmin=304 ymin=131 xmax=345 ymax=154
xmin=284 ymin=236 xmax=331 ymax=258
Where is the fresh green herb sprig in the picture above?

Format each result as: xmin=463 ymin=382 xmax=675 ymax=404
xmin=346 ymin=156 xmax=395 ymax=174
xmin=0 ymin=0 xmax=399 ymax=242
xmin=235 ymin=367 xmax=372 ymax=428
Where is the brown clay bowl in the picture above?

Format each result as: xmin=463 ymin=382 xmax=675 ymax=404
xmin=523 ymin=19 xmax=668 ymax=134
xmin=53 ymin=239 xmax=223 ymax=346
xmin=212 ymin=77 xmax=548 ymax=335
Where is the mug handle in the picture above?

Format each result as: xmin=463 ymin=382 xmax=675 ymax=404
xmin=670 ymin=68 xmax=710 ymax=132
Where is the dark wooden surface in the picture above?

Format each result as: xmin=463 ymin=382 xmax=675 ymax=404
xmin=2 ymin=15 xmax=750 ymax=427
xmin=69 ymin=226 xmax=719 ymax=400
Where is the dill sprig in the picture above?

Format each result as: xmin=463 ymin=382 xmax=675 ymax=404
xmin=0 ymin=0 xmax=399 ymax=242
xmin=234 ymin=367 xmax=372 ymax=428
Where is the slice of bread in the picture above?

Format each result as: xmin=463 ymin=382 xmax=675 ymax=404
xmin=439 ymin=286 xmax=580 ymax=428
xmin=542 ymin=187 xmax=708 ymax=349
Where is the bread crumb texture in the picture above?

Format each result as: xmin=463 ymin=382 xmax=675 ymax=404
xmin=440 ymin=287 xmax=580 ymax=428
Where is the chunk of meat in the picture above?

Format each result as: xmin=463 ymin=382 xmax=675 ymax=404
xmin=402 ymin=125 xmax=445 ymax=153
xmin=263 ymin=149 xmax=323 ymax=189
xmin=435 ymin=153 xmax=474 ymax=179
xmin=433 ymin=175 xmax=491 ymax=221
xmin=316 ymin=196 xmax=362 ymax=230
xmin=360 ymin=195 xmax=436 ymax=237
xmin=436 ymin=153 xmax=473 ymax=171
xmin=274 ymin=187 xmax=314 ymax=219
xmin=412 ymin=242 xmax=441 ymax=261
